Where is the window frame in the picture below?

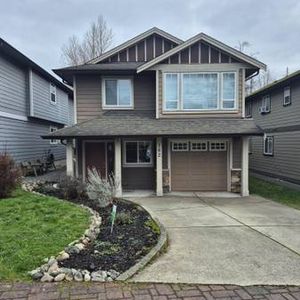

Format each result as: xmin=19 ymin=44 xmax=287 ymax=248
xmin=260 ymin=95 xmax=271 ymax=114
xmin=209 ymin=141 xmax=227 ymax=151
xmin=102 ymin=77 xmax=134 ymax=109
xmin=171 ymin=140 xmax=189 ymax=152
xmin=190 ymin=140 xmax=208 ymax=151
xmin=263 ymin=135 xmax=274 ymax=156
xmin=50 ymin=83 xmax=57 ymax=105
xmin=163 ymin=71 xmax=237 ymax=112
xmin=49 ymin=126 xmax=59 ymax=145
xmin=283 ymin=86 xmax=291 ymax=106
xmin=123 ymin=140 xmax=153 ymax=167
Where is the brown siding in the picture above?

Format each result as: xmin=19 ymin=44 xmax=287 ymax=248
xmin=191 ymin=43 xmax=199 ymax=63
xmin=155 ymin=35 xmax=163 ymax=56
xmin=128 ymin=46 xmax=136 ymax=61
xmin=122 ymin=167 xmax=155 ymax=189
xmin=137 ymin=41 xmax=145 ymax=61
xmin=180 ymin=49 xmax=189 ymax=63
xmin=232 ymin=137 xmax=241 ymax=168
xmin=146 ymin=36 xmax=154 ymax=61
xmin=200 ymin=43 xmax=209 ymax=63
xmin=211 ymin=47 xmax=219 ymax=63
xmin=76 ymin=72 xmax=156 ymax=123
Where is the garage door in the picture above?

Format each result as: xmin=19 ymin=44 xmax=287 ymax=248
xmin=171 ymin=140 xmax=228 ymax=191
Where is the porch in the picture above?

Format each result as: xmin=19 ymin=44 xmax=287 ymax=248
xmin=65 ymin=136 xmax=250 ymax=197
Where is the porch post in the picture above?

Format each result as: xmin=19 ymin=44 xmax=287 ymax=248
xmin=156 ymin=137 xmax=163 ymax=196
xmin=241 ymin=136 xmax=249 ymax=196
xmin=66 ymin=139 xmax=74 ymax=177
xmin=114 ymin=137 xmax=122 ymax=197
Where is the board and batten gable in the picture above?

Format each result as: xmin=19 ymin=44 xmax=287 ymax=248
xmin=76 ymin=72 xmax=156 ymax=123
xmin=0 ymin=55 xmax=28 ymax=116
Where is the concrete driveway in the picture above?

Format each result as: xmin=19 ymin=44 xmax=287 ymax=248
xmin=127 ymin=195 xmax=300 ymax=285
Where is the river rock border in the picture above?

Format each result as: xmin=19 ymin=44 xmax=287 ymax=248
xmin=22 ymin=182 xmax=120 ymax=282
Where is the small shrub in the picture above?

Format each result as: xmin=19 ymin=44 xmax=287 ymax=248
xmin=58 ymin=176 xmax=87 ymax=200
xmin=145 ymin=218 xmax=160 ymax=235
xmin=0 ymin=152 xmax=21 ymax=198
xmin=86 ymin=167 xmax=117 ymax=208
xmin=115 ymin=212 xmax=133 ymax=225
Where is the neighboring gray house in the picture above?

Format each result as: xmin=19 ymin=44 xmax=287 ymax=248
xmin=0 ymin=38 xmax=73 ymax=163
xmin=246 ymin=70 xmax=300 ymax=184
xmin=45 ymin=27 xmax=266 ymax=197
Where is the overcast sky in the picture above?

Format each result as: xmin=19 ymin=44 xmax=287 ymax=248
xmin=1 ymin=0 xmax=299 ymax=80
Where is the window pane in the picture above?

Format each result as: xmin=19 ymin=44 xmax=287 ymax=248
xmin=118 ymin=80 xmax=131 ymax=106
xmin=223 ymin=73 xmax=235 ymax=100
xmin=183 ymin=74 xmax=218 ymax=109
xmin=166 ymin=101 xmax=178 ymax=109
xmin=165 ymin=74 xmax=178 ymax=101
xmin=138 ymin=142 xmax=152 ymax=163
xmin=223 ymin=101 xmax=234 ymax=109
xmin=126 ymin=142 xmax=137 ymax=163
xmin=105 ymin=80 xmax=117 ymax=105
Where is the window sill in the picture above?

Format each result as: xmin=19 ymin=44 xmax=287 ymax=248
xmin=162 ymin=110 xmax=239 ymax=114
xmin=103 ymin=106 xmax=134 ymax=110
xmin=123 ymin=163 xmax=153 ymax=168
xmin=50 ymin=101 xmax=57 ymax=106
xmin=263 ymin=153 xmax=274 ymax=156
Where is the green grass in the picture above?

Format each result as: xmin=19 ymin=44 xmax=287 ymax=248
xmin=249 ymin=176 xmax=300 ymax=210
xmin=0 ymin=189 xmax=90 ymax=281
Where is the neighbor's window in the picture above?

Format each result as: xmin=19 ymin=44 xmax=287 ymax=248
xmin=283 ymin=86 xmax=291 ymax=106
xmin=264 ymin=136 xmax=274 ymax=156
xmin=49 ymin=126 xmax=58 ymax=145
xmin=50 ymin=83 xmax=56 ymax=104
xmin=164 ymin=72 xmax=236 ymax=111
xmin=103 ymin=78 xmax=133 ymax=108
xmin=246 ymin=101 xmax=252 ymax=118
xmin=124 ymin=141 xmax=152 ymax=166
xmin=260 ymin=95 xmax=271 ymax=113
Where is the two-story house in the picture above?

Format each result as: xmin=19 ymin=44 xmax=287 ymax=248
xmin=45 ymin=27 xmax=265 ymax=196
xmin=246 ymin=70 xmax=300 ymax=185
xmin=0 ymin=38 xmax=73 ymax=164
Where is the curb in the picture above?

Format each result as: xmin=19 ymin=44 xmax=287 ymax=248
xmin=116 ymin=217 xmax=168 ymax=281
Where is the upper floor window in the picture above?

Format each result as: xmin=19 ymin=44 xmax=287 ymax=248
xmin=246 ymin=101 xmax=252 ymax=117
xmin=163 ymin=72 xmax=236 ymax=111
xmin=283 ymin=86 xmax=291 ymax=106
xmin=103 ymin=78 xmax=133 ymax=109
xmin=259 ymin=95 xmax=271 ymax=114
xmin=263 ymin=135 xmax=274 ymax=156
xmin=50 ymin=83 xmax=57 ymax=104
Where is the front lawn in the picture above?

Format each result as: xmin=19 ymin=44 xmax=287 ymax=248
xmin=0 ymin=189 xmax=90 ymax=281
xmin=249 ymin=176 xmax=300 ymax=210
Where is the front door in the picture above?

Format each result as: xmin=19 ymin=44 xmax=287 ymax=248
xmin=85 ymin=142 xmax=106 ymax=179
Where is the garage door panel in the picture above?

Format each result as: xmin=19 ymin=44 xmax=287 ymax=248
xmin=171 ymin=150 xmax=227 ymax=191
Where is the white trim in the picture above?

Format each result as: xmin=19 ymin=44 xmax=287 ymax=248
xmin=135 ymin=44 xmax=138 ymax=62
xmin=162 ymin=39 xmax=165 ymax=53
xmin=87 ymin=27 xmax=183 ymax=64
xmin=263 ymin=135 xmax=274 ymax=156
xmin=49 ymin=126 xmax=58 ymax=145
xmin=209 ymin=140 xmax=227 ymax=151
xmin=82 ymin=140 xmax=111 ymax=181
xmin=28 ymin=68 xmax=34 ymax=116
xmin=50 ymin=83 xmax=57 ymax=105
xmin=188 ymin=47 xmax=191 ymax=64
xmin=168 ymin=139 xmax=172 ymax=191
xmin=153 ymin=35 xmax=156 ymax=58
xmin=241 ymin=136 xmax=249 ymax=196
xmin=190 ymin=139 xmax=208 ymax=151
xmin=137 ymin=32 xmax=266 ymax=73
xmin=155 ymin=70 xmax=159 ymax=118
xmin=283 ymin=86 xmax=291 ymax=106
xmin=171 ymin=140 xmax=189 ymax=151
xmin=144 ymin=39 xmax=147 ymax=61
xmin=221 ymin=72 xmax=237 ymax=110
xmin=115 ymin=138 xmax=122 ymax=197
xmin=242 ymin=69 xmax=246 ymax=117
xmin=198 ymin=42 xmax=201 ymax=63
xmin=228 ymin=139 xmax=233 ymax=192
xmin=126 ymin=48 xmax=129 ymax=62
xmin=163 ymin=73 xmax=180 ymax=111
xmin=66 ymin=139 xmax=74 ymax=177
xmin=156 ymin=137 xmax=163 ymax=196
xmin=102 ymin=77 xmax=134 ymax=109
xmin=208 ymin=46 xmax=211 ymax=63
xmin=0 ymin=111 xmax=28 ymax=122
xmin=123 ymin=140 xmax=153 ymax=167
xmin=73 ymin=75 xmax=77 ymax=124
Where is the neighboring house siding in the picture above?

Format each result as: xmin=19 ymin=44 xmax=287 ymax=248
xmin=68 ymin=96 xmax=74 ymax=125
xmin=248 ymin=77 xmax=300 ymax=184
xmin=76 ymin=72 xmax=156 ymax=123
xmin=0 ymin=55 xmax=28 ymax=116
xmin=0 ymin=116 xmax=65 ymax=162
xmin=32 ymin=71 xmax=70 ymax=124
xmin=250 ymin=131 xmax=300 ymax=183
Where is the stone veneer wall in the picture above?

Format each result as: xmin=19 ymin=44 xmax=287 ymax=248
xmin=231 ymin=169 xmax=241 ymax=193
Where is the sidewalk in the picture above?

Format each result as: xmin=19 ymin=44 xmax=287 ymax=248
xmin=0 ymin=282 xmax=299 ymax=300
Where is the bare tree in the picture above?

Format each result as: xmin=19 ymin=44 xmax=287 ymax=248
xmin=61 ymin=15 xmax=113 ymax=66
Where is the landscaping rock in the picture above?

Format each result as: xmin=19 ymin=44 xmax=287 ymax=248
xmin=54 ymin=273 xmax=65 ymax=282
xmin=65 ymin=273 xmax=73 ymax=281
xmin=74 ymin=271 xmax=83 ymax=282
xmin=56 ymin=251 xmax=70 ymax=261
xmin=47 ymin=257 xmax=57 ymax=266
xmin=84 ymin=273 xmax=91 ymax=281
xmin=74 ymin=243 xmax=85 ymax=251
xmin=65 ymin=245 xmax=80 ymax=255
xmin=40 ymin=264 xmax=49 ymax=273
xmin=108 ymin=269 xmax=120 ymax=279
xmin=32 ymin=271 xmax=44 ymax=281
xmin=91 ymin=271 xmax=107 ymax=282
xmin=41 ymin=273 xmax=54 ymax=282
xmin=48 ymin=262 xmax=59 ymax=275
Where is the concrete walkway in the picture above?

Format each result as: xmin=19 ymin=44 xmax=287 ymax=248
xmin=128 ymin=195 xmax=300 ymax=286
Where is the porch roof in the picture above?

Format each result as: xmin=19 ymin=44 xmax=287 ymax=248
xmin=42 ymin=113 xmax=263 ymax=139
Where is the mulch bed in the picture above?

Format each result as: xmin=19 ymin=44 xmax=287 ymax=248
xmin=34 ymin=182 xmax=159 ymax=273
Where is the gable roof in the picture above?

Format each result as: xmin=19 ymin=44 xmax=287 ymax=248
xmin=246 ymin=69 xmax=300 ymax=99
xmin=87 ymin=27 xmax=183 ymax=64
xmin=137 ymin=32 xmax=266 ymax=73
xmin=0 ymin=38 xmax=73 ymax=96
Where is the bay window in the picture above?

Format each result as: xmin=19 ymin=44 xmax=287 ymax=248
xmin=103 ymin=78 xmax=133 ymax=108
xmin=163 ymin=72 xmax=236 ymax=111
